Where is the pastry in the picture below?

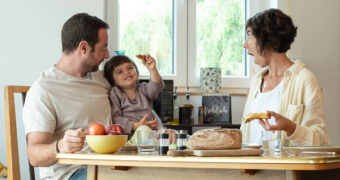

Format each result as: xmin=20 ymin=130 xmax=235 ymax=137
xmin=244 ymin=113 xmax=271 ymax=123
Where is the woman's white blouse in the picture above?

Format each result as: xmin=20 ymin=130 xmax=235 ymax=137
xmin=249 ymin=81 xmax=283 ymax=144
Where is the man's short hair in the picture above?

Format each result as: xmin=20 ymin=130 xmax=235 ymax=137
xmin=61 ymin=13 xmax=109 ymax=54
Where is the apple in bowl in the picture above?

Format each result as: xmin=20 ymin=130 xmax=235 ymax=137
xmin=87 ymin=123 xmax=106 ymax=135
xmin=106 ymin=124 xmax=125 ymax=135
xmin=86 ymin=123 xmax=127 ymax=153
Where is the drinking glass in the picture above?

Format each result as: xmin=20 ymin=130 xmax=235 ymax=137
xmin=137 ymin=130 xmax=157 ymax=155
xmin=262 ymin=130 xmax=281 ymax=156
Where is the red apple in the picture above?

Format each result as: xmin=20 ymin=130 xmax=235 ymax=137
xmin=106 ymin=124 xmax=125 ymax=135
xmin=87 ymin=123 xmax=106 ymax=135
xmin=106 ymin=130 xmax=121 ymax=135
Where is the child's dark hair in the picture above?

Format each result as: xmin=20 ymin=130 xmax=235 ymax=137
xmin=104 ymin=55 xmax=139 ymax=86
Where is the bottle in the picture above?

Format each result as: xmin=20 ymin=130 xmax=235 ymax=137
xmin=176 ymin=130 xmax=187 ymax=150
xmin=172 ymin=87 xmax=179 ymax=125
xmin=198 ymin=106 xmax=204 ymax=124
xmin=159 ymin=132 xmax=169 ymax=155
xmin=183 ymin=87 xmax=194 ymax=124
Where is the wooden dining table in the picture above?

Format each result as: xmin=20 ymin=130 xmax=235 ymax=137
xmin=57 ymin=150 xmax=340 ymax=180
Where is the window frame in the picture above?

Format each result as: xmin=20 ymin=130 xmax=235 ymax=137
xmin=105 ymin=0 xmax=281 ymax=89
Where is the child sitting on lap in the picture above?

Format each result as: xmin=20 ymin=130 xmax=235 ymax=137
xmin=103 ymin=54 xmax=164 ymax=135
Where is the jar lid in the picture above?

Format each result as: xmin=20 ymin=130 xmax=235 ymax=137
xmin=160 ymin=133 xmax=169 ymax=139
xmin=176 ymin=133 xmax=186 ymax=139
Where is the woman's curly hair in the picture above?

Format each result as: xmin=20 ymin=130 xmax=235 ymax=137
xmin=246 ymin=8 xmax=297 ymax=55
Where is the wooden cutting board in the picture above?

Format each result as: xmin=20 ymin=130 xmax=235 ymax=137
xmin=167 ymin=148 xmax=263 ymax=157
xmin=167 ymin=149 xmax=194 ymax=156
xmin=193 ymin=148 xmax=263 ymax=157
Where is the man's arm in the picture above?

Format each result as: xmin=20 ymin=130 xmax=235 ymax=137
xmin=27 ymin=132 xmax=57 ymax=166
xmin=27 ymin=128 xmax=85 ymax=167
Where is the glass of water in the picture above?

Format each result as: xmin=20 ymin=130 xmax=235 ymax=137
xmin=137 ymin=130 xmax=157 ymax=155
xmin=262 ymin=130 xmax=281 ymax=156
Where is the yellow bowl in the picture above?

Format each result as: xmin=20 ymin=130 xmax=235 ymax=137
xmin=86 ymin=135 xmax=128 ymax=154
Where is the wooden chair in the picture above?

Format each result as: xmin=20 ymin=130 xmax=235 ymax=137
xmin=4 ymin=85 xmax=35 ymax=180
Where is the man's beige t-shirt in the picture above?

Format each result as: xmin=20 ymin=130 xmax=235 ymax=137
xmin=23 ymin=67 xmax=112 ymax=180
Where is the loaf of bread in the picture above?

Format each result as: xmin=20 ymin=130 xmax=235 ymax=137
xmin=188 ymin=129 xmax=242 ymax=150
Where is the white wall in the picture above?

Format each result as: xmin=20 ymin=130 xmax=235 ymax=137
xmin=0 ymin=0 xmax=105 ymax=179
xmin=288 ymin=0 xmax=340 ymax=145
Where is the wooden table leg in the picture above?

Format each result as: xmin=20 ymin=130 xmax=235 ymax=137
xmin=287 ymin=170 xmax=300 ymax=180
xmin=87 ymin=165 xmax=98 ymax=180
xmin=111 ymin=166 xmax=129 ymax=171
xmin=240 ymin=169 xmax=257 ymax=175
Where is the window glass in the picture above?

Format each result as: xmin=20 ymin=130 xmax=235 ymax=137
xmin=119 ymin=0 xmax=173 ymax=75
xmin=196 ymin=0 xmax=246 ymax=77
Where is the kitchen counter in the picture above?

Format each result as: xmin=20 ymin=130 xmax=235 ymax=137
xmin=57 ymin=150 xmax=340 ymax=180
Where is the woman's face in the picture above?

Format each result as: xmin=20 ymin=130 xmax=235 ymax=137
xmin=243 ymin=27 xmax=268 ymax=67
xmin=113 ymin=62 xmax=138 ymax=89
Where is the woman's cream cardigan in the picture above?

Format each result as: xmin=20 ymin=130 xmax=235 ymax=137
xmin=240 ymin=60 xmax=331 ymax=146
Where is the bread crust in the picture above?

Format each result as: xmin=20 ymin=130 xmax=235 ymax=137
xmin=188 ymin=129 xmax=242 ymax=150
xmin=244 ymin=113 xmax=271 ymax=123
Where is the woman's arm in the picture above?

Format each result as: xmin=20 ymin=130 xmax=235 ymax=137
xmin=259 ymin=71 xmax=330 ymax=146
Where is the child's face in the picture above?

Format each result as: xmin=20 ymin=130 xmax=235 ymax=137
xmin=113 ymin=62 xmax=138 ymax=89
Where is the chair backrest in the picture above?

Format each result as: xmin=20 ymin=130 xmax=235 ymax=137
xmin=4 ymin=85 xmax=35 ymax=180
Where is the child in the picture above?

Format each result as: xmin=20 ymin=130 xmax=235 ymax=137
xmin=103 ymin=54 xmax=164 ymax=135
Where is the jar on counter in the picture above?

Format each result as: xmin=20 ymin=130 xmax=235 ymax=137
xmin=198 ymin=106 xmax=204 ymax=124
xmin=159 ymin=133 xmax=169 ymax=155
xmin=176 ymin=131 xmax=187 ymax=150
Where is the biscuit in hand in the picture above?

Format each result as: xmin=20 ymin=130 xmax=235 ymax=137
xmin=244 ymin=113 xmax=271 ymax=123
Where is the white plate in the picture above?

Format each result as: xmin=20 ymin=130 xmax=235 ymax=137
xmin=284 ymin=146 xmax=340 ymax=154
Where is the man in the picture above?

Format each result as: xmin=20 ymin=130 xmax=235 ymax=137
xmin=23 ymin=13 xmax=111 ymax=180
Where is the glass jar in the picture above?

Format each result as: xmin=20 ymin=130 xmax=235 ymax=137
xmin=159 ymin=133 xmax=169 ymax=155
xmin=176 ymin=131 xmax=187 ymax=150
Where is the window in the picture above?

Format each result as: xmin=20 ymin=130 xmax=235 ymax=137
xmin=196 ymin=0 xmax=246 ymax=77
xmin=119 ymin=0 xmax=173 ymax=75
xmin=106 ymin=0 xmax=277 ymax=88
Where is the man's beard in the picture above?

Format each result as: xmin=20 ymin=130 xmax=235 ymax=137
xmin=82 ymin=61 xmax=99 ymax=72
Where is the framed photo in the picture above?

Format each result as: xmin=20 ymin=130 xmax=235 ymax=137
xmin=202 ymin=94 xmax=231 ymax=125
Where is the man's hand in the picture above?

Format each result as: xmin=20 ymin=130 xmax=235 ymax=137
xmin=258 ymin=111 xmax=297 ymax=136
xmin=27 ymin=130 xmax=84 ymax=167
xmin=157 ymin=129 xmax=177 ymax=144
xmin=58 ymin=128 xmax=85 ymax=153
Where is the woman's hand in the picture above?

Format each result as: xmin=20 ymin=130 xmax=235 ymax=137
xmin=258 ymin=111 xmax=297 ymax=136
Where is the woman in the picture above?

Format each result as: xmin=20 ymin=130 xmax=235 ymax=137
xmin=241 ymin=9 xmax=330 ymax=146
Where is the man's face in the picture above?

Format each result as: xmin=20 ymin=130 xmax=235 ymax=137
xmin=84 ymin=28 xmax=110 ymax=72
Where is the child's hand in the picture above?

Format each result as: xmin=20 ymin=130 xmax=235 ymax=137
xmin=136 ymin=54 xmax=156 ymax=71
xmin=137 ymin=114 xmax=158 ymax=130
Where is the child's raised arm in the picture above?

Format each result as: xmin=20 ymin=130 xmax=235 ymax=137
xmin=136 ymin=54 xmax=162 ymax=84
